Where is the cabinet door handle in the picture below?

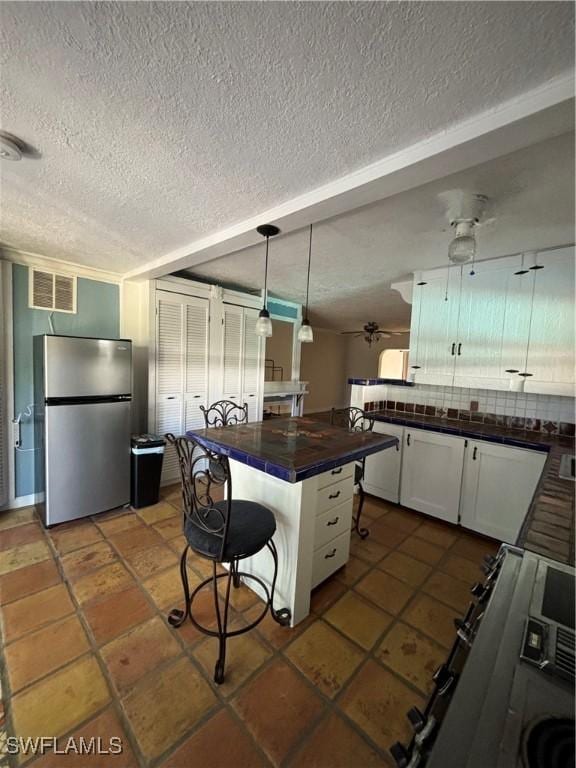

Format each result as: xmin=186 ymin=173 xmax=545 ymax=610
xmin=451 ymin=343 xmax=456 ymax=356
xmin=327 ymin=517 xmax=339 ymax=526
xmin=472 ymin=446 xmax=478 ymax=460
xmin=407 ymin=433 xmax=411 ymax=446
xmin=167 ymin=396 xmax=176 ymax=400
xmin=505 ymin=369 xmax=519 ymax=374
xmin=411 ymin=365 xmax=421 ymax=369
xmin=328 ymin=491 xmax=341 ymax=500
xmin=193 ymin=395 xmax=201 ymax=398
xmin=518 ymin=373 xmax=533 ymax=377
xmin=457 ymin=343 xmax=462 ymax=356
xmin=324 ymin=548 xmax=337 ymax=559
xmin=331 ymin=468 xmax=342 ymax=475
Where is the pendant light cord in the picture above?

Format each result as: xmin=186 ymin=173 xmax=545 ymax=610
xmin=263 ymin=236 xmax=269 ymax=308
xmin=304 ymin=224 xmax=313 ymax=318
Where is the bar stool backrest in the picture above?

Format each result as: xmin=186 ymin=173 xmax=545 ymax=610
xmin=200 ymin=400 xmax=249 ymax=428
xmin=330 ymin=406 xmax=374 ymax=433
xmin=164 ymin=434 xmax=232 ymax=562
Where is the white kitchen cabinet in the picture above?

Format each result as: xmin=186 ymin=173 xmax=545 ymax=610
xmin=155 ymin=291 xmax=210 ymax=482
xmin=453 ymin=254 xmax=532 ymax=390
xmin=460 ymin=440 xmax=546 ymax=543
xmin=408 ymin=247 xmax=575 ymax=395
xmin=400 ymin=428 xmax=465 ymax=523
xmin=409 ymin=266 xmax=461 ymax=385
xmin=523 ymin=247 xmax=575 ymax=396
xmin=363 ymin=422 xmax=403 ymax=503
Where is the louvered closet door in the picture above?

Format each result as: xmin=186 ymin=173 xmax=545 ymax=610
xmin=156 ymin=296 xmax=185 ymax=483
xmin=242 ymin=309 xmax=262 ymax=422
xmin=222 ymin=305 xmax=243 ymax=402
xmin=155 ymin=292 xmax=210 ymax=484
xmin=183 ymin=299 xmax=210 ymax=434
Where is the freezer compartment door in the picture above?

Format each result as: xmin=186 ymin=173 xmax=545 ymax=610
xmin=44 ymin=400 xmax=130 ymax=525
xmin=43 ymin=336 xmax=132 ymax=398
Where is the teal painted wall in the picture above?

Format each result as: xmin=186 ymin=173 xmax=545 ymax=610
xmin=12 ymin=264 xmax=120 ymax=497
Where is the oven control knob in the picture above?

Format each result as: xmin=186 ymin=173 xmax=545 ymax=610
xmin=389 ymin=742 xmax=410 ymax=768
xmin=470 ymin=582 xmax=486 ymax=599
xmin=407 ymin=706 xmax=426 ymax=733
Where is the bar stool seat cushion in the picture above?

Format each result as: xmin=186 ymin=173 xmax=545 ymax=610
xmin=185 ymin=500 xmax=276 ymax=561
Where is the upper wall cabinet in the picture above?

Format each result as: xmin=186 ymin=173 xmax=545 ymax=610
xmin=523 ymin=247 xmax=575 ymax=396
xmin=409 ymin=247 xmax=575 ymax=396
xmin=408 ymin=265 xmax=461 ymax=386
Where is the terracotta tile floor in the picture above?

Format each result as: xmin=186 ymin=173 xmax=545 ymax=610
xmin=0 ymin=489 xmax=499 ymax=767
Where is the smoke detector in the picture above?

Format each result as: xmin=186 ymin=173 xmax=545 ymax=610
xmin=0 ymin=134 xmax=22 ymax=161
xmin=439 ymin=191 xmax=489 ymax=264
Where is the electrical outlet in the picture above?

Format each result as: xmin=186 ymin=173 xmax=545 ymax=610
xmin=12 ymin=419 xmax=21 ymax=448
xmin=470 ymin=400 xmax=479 ymax=412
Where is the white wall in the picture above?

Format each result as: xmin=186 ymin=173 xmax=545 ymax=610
xmin=301 ymin=328 xmax=349 ymax=413
xmin=344 ymin=332 xmax=410 ymax=379
xmin=120 ymin=280 xmax=150 ymax=433
xmin=265 ymin=320 xmax=294 ymax=381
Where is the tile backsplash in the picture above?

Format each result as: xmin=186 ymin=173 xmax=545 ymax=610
xmin=359 ymin=383 xmax=575 ymax=436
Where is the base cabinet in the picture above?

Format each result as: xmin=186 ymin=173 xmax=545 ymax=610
xmin=363 ymin=422 xmax=403 ymax=503
xmin=399 ymin=428 xmax=465 ymax=524
xmin=459 ymin=441 xmax=547 ymax=543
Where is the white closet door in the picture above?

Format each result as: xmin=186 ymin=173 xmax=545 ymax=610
xmin=155 ymin=292 xmax=210 ymax=484
xmin=242 ymin=309 xmax=262 ymax=422
xmin=0 ymin=265 xmax=9 ymax=507
xmin=222 ymin=305 xmax=243 ymax=401
xmin=156 ymin=296 xmax=184 ymax=483
xmin=184 ymin=299 xmax=210 ymax=433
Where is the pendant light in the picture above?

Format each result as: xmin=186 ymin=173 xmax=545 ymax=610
xmin=255 ymin=224 xmax=279 ymax=337
xmin=297 ymin=224 xmax=314 ymax=343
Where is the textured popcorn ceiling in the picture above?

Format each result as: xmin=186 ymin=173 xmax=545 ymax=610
xmin=187 ymin=133 xmax=576 ymax=330
xmin=0 ymin=1 xmax=574 ymax=277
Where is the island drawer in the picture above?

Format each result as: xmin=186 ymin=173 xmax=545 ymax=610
xmin=314 ymin=499 xmax=353 ymax=551
xmin=316 ymin=476 xmax=354 ymax=515
xmin=316 ymin=463 xmax=354 ymax=490
xmin=311 ymin=531 xmax=351 ymax=589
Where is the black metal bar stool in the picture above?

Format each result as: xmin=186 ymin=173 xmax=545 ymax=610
xmin=330 ymin=407 xmax=374 ymax=539
xmin=200 ymin=400 xmax=248 ymax=428
xmin=165 ymin=433 xmax=290 ymax=684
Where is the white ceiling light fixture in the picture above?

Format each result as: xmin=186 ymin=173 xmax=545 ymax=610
xmin=0 ymin=134 xmax=22 ymax=161
xmin=255 ymin=224 xmax=280 ymax=338
xmin=297 ymin=224 xmax=315 ymax=344
xmin=443 ymin=191 xmax=489 ymax=264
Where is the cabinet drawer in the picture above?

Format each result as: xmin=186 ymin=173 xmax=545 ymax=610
xmin=314 ymin=499 xmax=353 ymax=551
xmin=316 ymin=476 xmax=354 ymax=515
xmin=317 ymin=463 xmax=354 ymax=489
xmin=311 ymin=531 xmax=351 ymax=589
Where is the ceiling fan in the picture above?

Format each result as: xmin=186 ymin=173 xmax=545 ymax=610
xmin=340 ymin=322 xmax=405 ymax=347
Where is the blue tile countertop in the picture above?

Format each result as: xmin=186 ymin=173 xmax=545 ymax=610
xmin=348 ymin=378 xmax=415 ymax=386
xmin=188 ymin=417 xmax=398 ymax=483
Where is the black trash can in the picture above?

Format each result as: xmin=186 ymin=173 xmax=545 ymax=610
xmin=131 ymin=434 xmax=166 ymax=509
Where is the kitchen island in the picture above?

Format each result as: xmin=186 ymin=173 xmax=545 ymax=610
xmin=190 ymin=417 xmax=398 ymax=625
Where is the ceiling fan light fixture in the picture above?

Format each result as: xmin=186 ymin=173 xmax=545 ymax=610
xmin=448 ymin=219 xmax=476 ymax=264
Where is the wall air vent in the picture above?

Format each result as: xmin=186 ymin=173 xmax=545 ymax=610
xmin=29 ymin=269 xmax=77 ymax=313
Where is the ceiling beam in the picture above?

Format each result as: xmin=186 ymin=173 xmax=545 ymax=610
xmin=126 ymin=72 xmax=574 ymax=282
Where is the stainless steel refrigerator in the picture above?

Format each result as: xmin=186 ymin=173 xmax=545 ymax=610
xmin=34 ymin=335 xmax=132 ymax=526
